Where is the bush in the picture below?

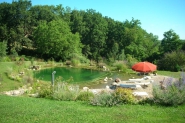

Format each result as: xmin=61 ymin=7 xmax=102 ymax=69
xmin=71 ymin=59 xmax=80 ymax=66
xmin=52 ymin=82 xmax=80 ymax=101
xmin=113 ymin=87 xmax=136 ymax=104
xmin=32 ymin=82 xmax=53 ymax=98
xmin=90 ymin=91 xmax=118 ymax=107
xmin=152 ymin=73 xmax=185 ymax=106
xmin=126 ymin=54 xmax=138 ymax=68
xmin=153 ymin=85 xmax=185 ymax=106
xmin=157 ymin=50 xmax=185 ymax=71
xmin=47 ymin=58 xmax=56 ymax=67
xmin=113 ymin=61 xmax=128 ymax=73
xmin=0 ymin=56 xmax=11 ymax=62
xmin=76 ymin=91 xmax=94 ymax=101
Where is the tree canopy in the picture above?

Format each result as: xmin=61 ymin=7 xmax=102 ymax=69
xmin=0 ymin=0 xmax=185 ymax=71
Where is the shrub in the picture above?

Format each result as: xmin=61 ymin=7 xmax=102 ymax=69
xmin=113 ymin=87 xmax=136 ymax=104
xmin=113 ymin=61 xmax=128 ymax=73
xmin=90 ymin=91 xmax=118 ymax=107
xmin=22 ymin=75 xmax=33 ymax=85
xmin=31 ymin=81 xmax=53 ymax=98
xmin=153 ymin=85 xmax=185 ymax=106
xmin=152 ymin=73 xmax=185 ymax=106
xmin=76 ymin=91 xmax=94 ymax=101
xmin=47 ymin=58 xmax=55 ymax=67
xmin=126 ymin=54 xmax=138 ymax=68
xmin=52 ymin=82 xmax=80 ymax=101
xmin=157 ymin=50 xmax=185 ymax=71
xmin=71 ymin=59 xmax=80 ymax=66
xmin=0 ymin=56 xmax=11 ymax=62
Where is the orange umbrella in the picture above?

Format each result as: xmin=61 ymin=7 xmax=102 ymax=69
xmin=132 ymin=62 xmax=157 ymax=73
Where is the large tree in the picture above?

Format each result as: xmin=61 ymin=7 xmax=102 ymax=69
xmin=160 ymin=29 xmax=182 ymax=53
xmin=0 ymin=0 xmax=32 ymax=54
xmin=80 ymin=9 xmax=108 ymax=61
xmin=33 ymin=20 xmax=82 ymax=60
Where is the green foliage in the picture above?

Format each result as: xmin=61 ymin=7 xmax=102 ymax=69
xmin=32 ymin=82 xmax=53 ymax=98
xmin=47 ymin=58 xmax=56 ymax=67
xmin=113 ymin=61 xmax=128 ymax=73
xmin=1 ymin=1 xmax=185 ymax=71
xmin=33 ymin=20 xmax=82 ymax=60
xmin=157 ymin=50 xmax=185 ymax=71
xmin=52 ymin=82 xmax=80 ymax=101
xmin=71 ymin=59 xmax=80 ymax=66
xmin=90 ymin=91 xmax=118 ymax=107
xmin=0 ymin=56 xmax=11 ymax=62
xmin=76 ymin=91 xmax=94 ymax=101
xmin=0 ymin=0 xmax=181 ymax=66
xmin=161 ymin=29 xmax=182 ymax=54
xmin=114 ymin=87 xmax=136 ymax=104
xmin=153 ymin=85 xmax=185 ymax=106
xmin=125 ymin=54 xmax=138 ymax=68
xmin=0 ymin=41 xmax=7 ymax=57
xmin=69 ymin=53 xmax=90 ymax=64
xmin=152 ymin=74 xmax=185 ymax=106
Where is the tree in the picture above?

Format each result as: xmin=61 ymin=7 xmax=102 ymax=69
xmin=157 ymin=50 xmax=185 ymax=71
xmin=123 ymin=19 xmax=159 ymax=61
xmin=80 ymin=9 xmax=108 ymax=62
xmin=33 ymin=20 xmax=82 ymax=60
xmin=0 ymin=41 xmax=7 ymax=57
xmin=181 ymin=41 xmax=185 ymax=51
xmin=161 ymin=29 xmax=182 ymax=53
xmin=0 ymin=0 xmax=32 ymax=54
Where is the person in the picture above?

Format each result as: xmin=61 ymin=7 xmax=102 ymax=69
xmin=110 ymin=78 xmax=121 ymax=90
xmin=112 ymin=81 xmax=120 ymax=86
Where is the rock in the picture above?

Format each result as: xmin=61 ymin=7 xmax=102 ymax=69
xmin=102 ymin=66 xmax=107 ymax=71
xmin=28 ymin=93 xmax=38 ymax=97
xmin=83 ymin=87 xmax=89 ymax=91
xmin=106 ymin=85 xmax=110 ymax=89
xmin=104 ymin=77 xmax=108 ymax=82
xmin=12 ymin=90 xmax=21 ymax=95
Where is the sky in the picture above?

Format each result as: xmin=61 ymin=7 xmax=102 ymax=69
xmin=1 ymin=0 xmax=185 ymax=40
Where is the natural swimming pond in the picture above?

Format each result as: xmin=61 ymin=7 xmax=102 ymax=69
xmin=34 ymin=67 xmax=139 ymax=89
xmin=34 ymin=67 xmax=109 ymax=83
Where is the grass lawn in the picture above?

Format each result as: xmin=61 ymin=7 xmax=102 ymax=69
xmin=0 ymin=62 xmax=23 ymax=92
xmin=157 ymin=71 xmax=182 ymax=78
xmin=0 ymin=95 xmax=185 ymax=123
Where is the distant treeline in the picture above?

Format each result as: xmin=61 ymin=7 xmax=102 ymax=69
xmin=0 ymin=0 xmax=185 ymax=71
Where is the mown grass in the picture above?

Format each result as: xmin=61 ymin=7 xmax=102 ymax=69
xmin=0 ymin=62 xmax=23 ymax=91
xmin=0 ymin=95 xmax=185 ymax=123
xmin=157 ymin=70 xmax=182 ymax=78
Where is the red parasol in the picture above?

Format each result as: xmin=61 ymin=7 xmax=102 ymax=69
xmin=132 ymin=62 xmax=157 ymax=73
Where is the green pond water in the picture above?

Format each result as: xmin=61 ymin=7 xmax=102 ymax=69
xmin=34 ymin=67 xmax=140 ymax=89
xmin=34 ymin=67 xmax=109 ymax=83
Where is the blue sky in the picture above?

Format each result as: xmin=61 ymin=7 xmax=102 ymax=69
xmin=1 ymin=0 xmax=185 ymax=40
